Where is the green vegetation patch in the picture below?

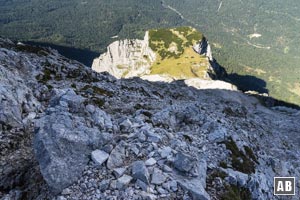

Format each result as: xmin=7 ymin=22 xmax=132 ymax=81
xmin=36 ymin=67 xmax=55 ymax=84
xmin=16 ymin=44 xmax=50 ymax=56
xmin=148 ymin=27 xmax=208 ymax=79
xmin=81 ymin=85 xmax=113 ymax=97
xmin=221 ymin=137 xmax=256 ymax=174
xmin=149 ymin=26 xmax=203 ymax=60
xmin=149 ymin=28 xmax=184 ymax=59
xmin=221 ymin=184 xmax=252 ymax=200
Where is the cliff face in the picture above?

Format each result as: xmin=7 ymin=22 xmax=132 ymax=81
xmin=1 ymin=38 xmax=300 ymax=200
xmin=92 ymin=32 xmax=156 ymax=79
xmin=193 ymin=37 xmax=213 ymax=61
xmin=92 ymin=27 xmax=228 ymax=88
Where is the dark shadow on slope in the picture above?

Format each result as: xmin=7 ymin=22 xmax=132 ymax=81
xmin=24 ymin=41 xmax=99 ymax=66
xmin=208 ymin=58 xmax=268 ymax=94
xmin=211 ymin=64 xmax=300 ymax=109
xmin=249 ymin=94 xmax=300 ymax=109
xmin=226 ymin=73 xmax=268 ymax=94
xmin=209 ymin=59 xmax=228 ymax=79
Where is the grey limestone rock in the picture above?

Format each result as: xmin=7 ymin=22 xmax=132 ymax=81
xmin=145 ymin=158 xmax=157 ymax=166
xmin=113 ymin=167 xmax=127 ymax=178
xmin=173 ymin=152 xmax=197 ymax=173
xmin=175 ymin=177 xmax=210 ymax=200
xmin=136 ymin=179 xmax=148 ymax=192
xmin=33 ymin=90 xmax=112 ymax=193
xmin=107 ymin=141 xmax=127 ymax=169
xmin=208 ymin=126 xmax=227 ymax=142
xmin=151 ymin=168 xmax=167 ymax=185
xmin=91 ymin=150 xmax=109 ymax=166
xmin=160 ymin=147 xmax=172 ymax=159
xmin=132 ymin=161 xmax=150 ymax=184
xmin=116 ymin=175 xmax=133 ymax=189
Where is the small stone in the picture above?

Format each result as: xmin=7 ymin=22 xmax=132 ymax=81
xmin=99 ymin=180 xmax=110 ymax=192
xmin=91 ymin=150 xmax=109 ymax=166
xmin=157 ymin=187 xmax=168 ymax=194
xmin=162 ymin=180 xmax=170 ymax=188
xmin=173 ymin=152 xmax=196 ymax=173
xmin=136 ymin=179 xmax=148 ymax=192
xmin=145 ymin=158 xmax=157 ymax=166
xmin=61 ymin=188 xmax=72 ymax=195
xmin=163 ymin=165 xmax=172 ymax=173
xmin=116 ymin=174 xmax=133 ymax=189
xmin=86 ymin=104 xmax=96 ymax=113
xmin=140 ymin=191 xmax=157 ymax=200
xmin=110 ymin=180 xmax=117 ymax=189
xmin=137 ymin=132 xmax=147 ymax=142
xmin=107 ymin=141 xmax=126 ymax=169
xmin=101 ymin=144 xmax=114 ymax=153
xmin=131 ymin=145 xmax=140 ymax=155
xmin=148 ymin=151 xmax=155 ymax=157
xmin=208 ymin=126 xmax=227 ymax=142
xmin=132 ymin=161 xmax=150 ymax=184
xmin=119 ymin=119 xmax=133 ymax=133
xmin=113 ymin=167 xmax=127 ymax=178
xmin=160 ymin=147 xmax=172 ymax=158
xmin=56 ymin=196 xmax=67 ymax=200
xmin=169 ymin=180 xmax=178 ymax=192
xmin=147 ymin=132 xmax=161 ymax=143
xmin=176 ymin=178 xmax=210 ymax=200
xmin=151 ymin=168 xmax=167 ymax=185
xmin=87 ymin=182 xmax=93 ymax=188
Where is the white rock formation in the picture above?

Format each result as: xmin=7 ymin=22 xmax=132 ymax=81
xmin=184 ymin=78 xmax=237 ymax=91
xmin=92 ymin=32 xmax=156 ymax=79
xmin=140 ymin=74 xmax=174 ymax=83
xmin=193 ymin=37 xmax=213 ymax=61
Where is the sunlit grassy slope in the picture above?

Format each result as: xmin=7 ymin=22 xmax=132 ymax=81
xmin=148 ymin=27 xmax=209 ymax=79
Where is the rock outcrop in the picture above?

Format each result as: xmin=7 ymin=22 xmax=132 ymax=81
xmin=193 ymin=37 xmax=213 ymax=61
xmin=92 ymin=31 xmax=156 ymax=79
xmin=33 ymin=89 xmax=113 ymax=193
xmin=92 ymin=27 xmax=229 ymax=88
xmin=1 ymin=39 xmax=300 ymax=200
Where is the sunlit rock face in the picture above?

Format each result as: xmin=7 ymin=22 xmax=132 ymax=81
xmin=92 ymin=31 xmax=156 ymax=79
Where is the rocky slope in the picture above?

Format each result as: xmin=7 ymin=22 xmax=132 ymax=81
xmin=1 ymin=39 xmax=300 ymax=200
xmin=92 ymin=27 xmax=227 ymax=85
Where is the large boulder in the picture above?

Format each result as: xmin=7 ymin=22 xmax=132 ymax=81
xmin=33 ymin=89 xmax=112 ymax=193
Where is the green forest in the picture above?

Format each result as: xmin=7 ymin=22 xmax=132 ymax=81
xmin=1 ymin=0 xmax=300 ymax=104
xmin=0 ymin=0 xmax=184 ymax=53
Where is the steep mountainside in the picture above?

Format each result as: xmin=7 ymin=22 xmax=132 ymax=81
xmin=92 ymin=27 xmax=229 ymax=89
xmin=1 ymin=39 xmax=300 ymax=200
